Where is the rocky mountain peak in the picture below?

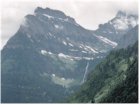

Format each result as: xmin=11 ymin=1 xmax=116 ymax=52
xmin=111 ymin=11 xmax=138 ymax=31
xmin=94 ymin=10 xmax=138 ymax=42
xmin=116 ymin=10 xmax=138 ymax=19
xmin=35 ymin=7 xmax=66 ymax=19
xmin=34 ymin=7 xmax=76 ymax=24
xmin=116 ymin=11 xmax=127 ymax=18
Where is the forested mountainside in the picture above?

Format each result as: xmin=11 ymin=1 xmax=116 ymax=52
xmin=68 ymin=42 xmax=138 ymax=103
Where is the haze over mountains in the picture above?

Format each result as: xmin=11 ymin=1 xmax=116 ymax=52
xmin=1 ymin=7 xmax=138 ymax=103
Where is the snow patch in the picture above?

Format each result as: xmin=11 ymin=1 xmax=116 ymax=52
xmin=95 ymin=35 xmax=118 ymax=48
xmin=48 ymin=52 xmax=53 ymax=54
xmin=54 ymin=24 xmax=63 ymax=30
xmin=68 ymin=43 xmax=74 ymax=47
xmin=58 ymin=53 xmax=69 ymax=58
xmin=85 ymin=45 xmax=98 ymax=53
xmin=52 ymin=74 xmax=56 ymax=77
xmin=55 ymin=25 xmax=59 ymax=28
xmin=58 ymin=53 xmax=81 ymax=60
xmin=62 ymin=41 xmax=67 ymax=45
xmin=48 ymin=32 xmax=53 ymax=37
xmin=82 ymin=57 xmax=94 ymax=60
xmin=58 ymin=17 xmax=69 ymax=22
xmin=43 ymin=14 xmax=54 ymax=19
xmin=82 ymin=51 xmax=87 ymax=53
xmin=79 ymin=44 xmax=98 ymax=54
xmin=69 ymin=49 xmax=78 ymax=51
xmin=43 ymin=14 xmax=69 ymax=23
xmin=79 ymin=46 xmax=83 ymax=48
xmin=58 ymin=53 xmax=94 ymax=61
xmin=41 ymin=50 xmax=47 ymax=55
xmin=61 ymin=77 xmax=65 ymax=80
xmin=41 ymin=50 xmax=53 ymax=55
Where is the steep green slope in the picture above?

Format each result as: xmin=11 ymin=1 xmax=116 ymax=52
xmin=68 ymin=42 xmax=138 ymax=103
xmin=101 ymin=57 xmax=138 ymax=103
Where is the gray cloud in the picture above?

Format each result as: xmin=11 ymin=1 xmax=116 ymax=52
xmin=1 ymin=0 xmax=138 ymax=49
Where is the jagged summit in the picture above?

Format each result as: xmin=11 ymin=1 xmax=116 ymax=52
xmin=34 ymin=7 xmax=76 ymax=23
xmin=116 ymin=10 xmax=127 ymax=18
xmin=95 ymin=10 xmax=138 ymax=41
xmin=114 ymin=10 xmax=138 ymax=21
xmin=111 ymin=11 xmax=138 ymax=30
xmin=17 ymin=7 xmax=81 ymax=46
xmin=19 ymin=6 xmax=79 ymax=37
xmin=35 ymin=7 xmax=66 ymax=18
xmin=116 ymin=10 xmax=138 ymax=18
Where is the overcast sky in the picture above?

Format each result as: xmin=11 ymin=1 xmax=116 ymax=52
xmin=0 ymin=0 xmax=138 ymax=49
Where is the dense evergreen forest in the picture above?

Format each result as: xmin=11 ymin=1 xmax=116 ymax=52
xmin=68 ymin=42 xmax=138 ymax=103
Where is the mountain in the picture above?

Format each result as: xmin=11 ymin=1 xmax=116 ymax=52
xmin=117 ymin=25 xmax=138 ymax=48
xmin=94 ymin=11 xmax=138 ymax=42
xmin=1 ymin=7 xmax=138 ymax=103
xmin=1 ymin=7 xmax=110 ymax=103
xmin=68 ymin=42 xmax=138 ymax=103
